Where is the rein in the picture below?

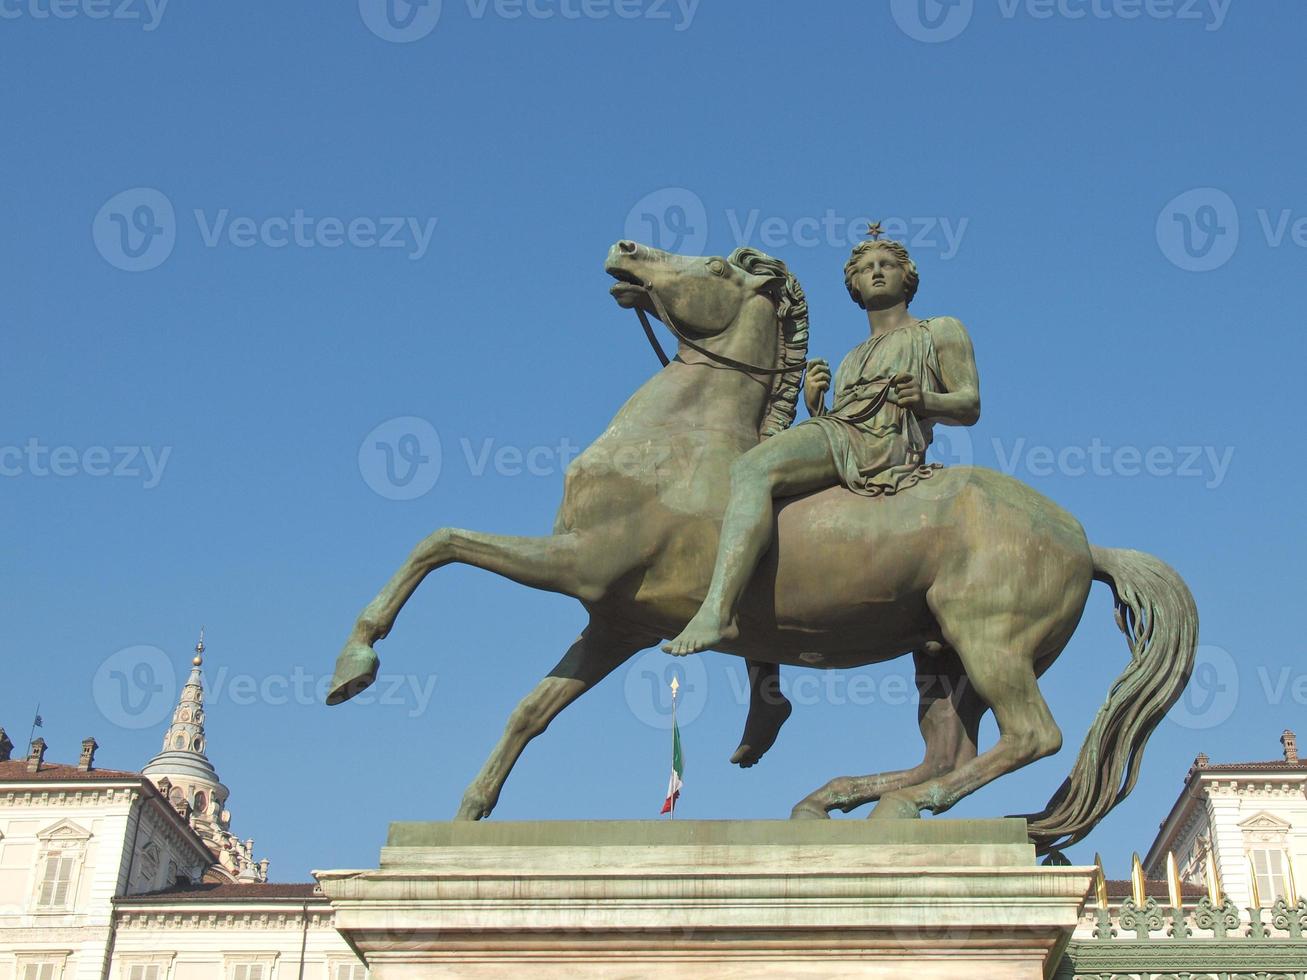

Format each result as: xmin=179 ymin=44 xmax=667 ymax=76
xmin=633 ymin=282 xmax=806 ymax=377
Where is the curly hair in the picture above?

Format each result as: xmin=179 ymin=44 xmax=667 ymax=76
xmin=843 ymin=239 xmax=919 ymax=308
xmin=727 ymin=246 xmax=809 ymax=440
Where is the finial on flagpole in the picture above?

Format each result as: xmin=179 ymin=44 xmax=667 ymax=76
xmin=670 ymin=674 xmax=680 ymax=697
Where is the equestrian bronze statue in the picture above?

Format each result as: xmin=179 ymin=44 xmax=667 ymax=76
xmin=327 ymin=233 xmax=1197 ymax=856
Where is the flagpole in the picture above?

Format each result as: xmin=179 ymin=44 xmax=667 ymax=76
xmin=668 ymin=676 xmax=678 ymax=819
xmin=26 ymin=703 xmax=41 ymax=752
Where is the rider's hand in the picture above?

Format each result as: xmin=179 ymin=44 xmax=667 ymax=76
xmin=804 ymin=359 xmax=831 ymax=415
xmin=888 ymin=373 xmax=926 ymax=414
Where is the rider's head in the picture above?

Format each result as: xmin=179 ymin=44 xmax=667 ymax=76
xmin=844 ymin=239 xmax=919 ymax=309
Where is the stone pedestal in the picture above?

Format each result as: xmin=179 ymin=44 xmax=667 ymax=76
xmin=316 ymin=819 xmax=1093 ymax=979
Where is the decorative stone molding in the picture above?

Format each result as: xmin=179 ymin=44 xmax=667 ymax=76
xmin=1239 ymin=810 xmax=1292 ymax=846
xmin=114 ymin=908 xmax=334 ymax=931
xmin=36 ymin=819 xmax=93 ymax=843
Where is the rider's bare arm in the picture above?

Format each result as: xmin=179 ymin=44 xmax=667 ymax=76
xmin=908 ymin=316 xmax=980 ymax=426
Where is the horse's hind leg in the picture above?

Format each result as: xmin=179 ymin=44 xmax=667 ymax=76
xmin=329 ymin=529 xmax=592 ymax=703
xmin=456 ymin=619 xmax=656 ymax=820
xmin=868 ymin=620 xmax=1062 ymax=821
xmin=790 ymin=649 xmax=985 ymax=818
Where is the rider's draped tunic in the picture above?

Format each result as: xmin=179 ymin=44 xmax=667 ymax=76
xmin=797 ymin=318 xmax=944 ymax=497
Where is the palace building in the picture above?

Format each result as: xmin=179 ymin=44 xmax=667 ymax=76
xmin=0 ymin=636 xmax=352 ymax=980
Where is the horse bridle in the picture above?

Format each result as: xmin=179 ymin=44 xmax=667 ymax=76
xmin=631 ymin=281 xmax=807 ymax=377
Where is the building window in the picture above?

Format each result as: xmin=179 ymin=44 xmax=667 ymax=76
xmin=36 ymin=847 xmax=77 ymax=909
xmin=1250 ymin=847 xmax=1292 ymax=904
xmin=193 ymin=791 xmax=207 ymax=813
xmin=126 ymin=967 xmax=162 ymax=980
xmin=231 ymin=966 xmax=264 ymax=980
xmin=21 ymin=965 xmax=60 ymax=980
xmin=332 ymin=965 xmax=368 ymax=980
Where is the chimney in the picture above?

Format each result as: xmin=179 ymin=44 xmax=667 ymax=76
xmin=1194 ymin=752 xmax=1209 ymax=769
xmin=0 ymin=728 xmax=12 ymax=762
xmin=1282 ymin=730 xmax=1298 ymax=764
xmin=27 ymin=737 xmax=47 ymax=773
xmin=78 ymin=737 xmax=99 ymax=772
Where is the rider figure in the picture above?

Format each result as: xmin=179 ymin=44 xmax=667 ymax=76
xmin=664 ymin=227 xmax=982 ymax=652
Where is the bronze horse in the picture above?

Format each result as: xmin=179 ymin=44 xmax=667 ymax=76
xmin=328 ymin=241 xmax=1197 ymax=854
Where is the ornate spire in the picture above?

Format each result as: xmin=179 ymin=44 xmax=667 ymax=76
xmin=141 ymin=631 xmax=267 ymax=884
xmin=148 ymin=630 xmax=213 ymax=765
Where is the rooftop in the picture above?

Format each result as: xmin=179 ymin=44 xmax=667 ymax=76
xmin=0 ymin=759 xmax=140 ymax=782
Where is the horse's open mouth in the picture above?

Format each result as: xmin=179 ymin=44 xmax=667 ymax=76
xmin=607 ymin=265 xmax=647 ymax=304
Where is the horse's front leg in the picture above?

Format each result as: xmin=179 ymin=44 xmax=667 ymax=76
xmin=457 ymin=619 xmax=657 ymax=820
xmin=329 ymin=529 xmax=599 ymax=704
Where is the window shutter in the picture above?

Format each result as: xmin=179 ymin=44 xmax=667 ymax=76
xmin=38 ymin=851 xmax=75 ymax=908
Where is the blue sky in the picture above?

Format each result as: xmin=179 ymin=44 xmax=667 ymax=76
xmin=2 ymin=1 xmax=1305 ymax=882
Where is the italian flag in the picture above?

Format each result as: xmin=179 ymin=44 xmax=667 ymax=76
xmin=659 ymin=717 xmax=684 ymax=815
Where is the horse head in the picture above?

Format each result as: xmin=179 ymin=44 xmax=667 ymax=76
xmin=605 ymin=241 xmax=809 ymax=438
xmin=606 ymin=240 xmax=784 ymax=338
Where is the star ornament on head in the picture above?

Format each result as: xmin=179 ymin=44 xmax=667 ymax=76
xmin=865 ymin=221 xmax=884 ymax=241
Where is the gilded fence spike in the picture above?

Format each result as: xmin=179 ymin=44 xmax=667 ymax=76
xmin=1204 ymin=850 xmax=1223 ymax=906
xmin=1131 ymin=852 xmax=1146 ymax=907
xmin=1093 ymin=853 xmax=1109 ymax=909
xmin=1166 ymin=852 xmax=1183 ymax=910
xmin=1247 ymin=855 xmax=1262 ymax=910
xmin=1285 ymin=851 xmax=1300 ymax=906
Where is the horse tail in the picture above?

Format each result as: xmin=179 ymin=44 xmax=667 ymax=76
xmin=1021 ymin=546 xmax=1198 ymax=856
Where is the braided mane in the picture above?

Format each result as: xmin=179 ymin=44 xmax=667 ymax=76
xmin=727 ymin=247 xmax=809 ymax=440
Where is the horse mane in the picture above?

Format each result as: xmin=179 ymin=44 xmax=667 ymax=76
xmin=727 ymin=247 xmax=809 ymax=440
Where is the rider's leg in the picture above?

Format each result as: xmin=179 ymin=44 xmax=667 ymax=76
xmin=663 ymin=424 xmax=838 ymax=655
xmin=731 ymin=659 xmax=792 ymax=767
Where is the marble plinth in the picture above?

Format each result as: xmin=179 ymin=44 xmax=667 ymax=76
xmin=316 ymin=819 xmax=1093 ymax=979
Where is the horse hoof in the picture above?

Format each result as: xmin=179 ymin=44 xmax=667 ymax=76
xmin=866 ymin=792 xmax=921 ymax=821
xmin=455 ymin=797 xmax=492 ymax=821
xmin=326 ymin=640 xmax=380 ymax=705
xmin=789 ymin=802 xmax=830 ymax=820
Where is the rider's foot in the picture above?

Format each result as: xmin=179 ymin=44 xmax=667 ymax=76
xmin=662 ymin=610 xmax=739 ymax=656
xmin=730 ymin=693 xmax=792 ymax=767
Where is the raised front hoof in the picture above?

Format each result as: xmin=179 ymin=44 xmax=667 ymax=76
xmin=866 ymin=792 xmax=922 ymax=821
xmin=325 ymin=640 xmax=380 ymax=705
xmin=789 ymin=801 xmax=830 ymax=820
